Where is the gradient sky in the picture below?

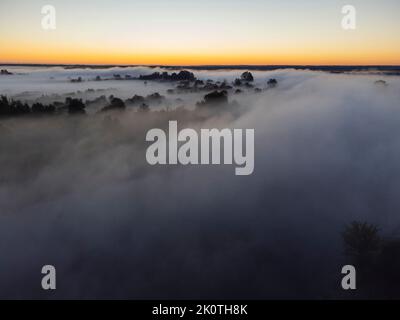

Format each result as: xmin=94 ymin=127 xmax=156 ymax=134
xmin=1 ymin=0 xmax=399 ymax=65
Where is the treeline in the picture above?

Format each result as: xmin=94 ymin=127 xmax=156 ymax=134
xmin=139 ymin=70 xmax=195 ymax=82
xmin=0 ymin=96 xmax=86 ymax=117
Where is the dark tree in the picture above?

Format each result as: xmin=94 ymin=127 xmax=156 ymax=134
xmin=31 ymin=102 xmax=56 ymax=114
xmin=197 ymin=90 xmax=228 ymax=108
xmin=0 ymin=96 xmax=30 ymax=117
xmin=66 ymin=98 xmax=86 ymax=114
xmin=234 ymin=78 xmax=242 ymax=86
xmin=240 ymin=71 xmax=254 ymax=82
xmin=267 ymin=78 xmax=278 ymax=88
xmin=126 ymin=95 xmax=146 ymax=106
xmin=101 ymin=97 xmax=126 ymax=112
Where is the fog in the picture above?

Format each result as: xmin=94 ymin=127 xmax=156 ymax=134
xmin=1 ymin=67 xmax=400 ymax=299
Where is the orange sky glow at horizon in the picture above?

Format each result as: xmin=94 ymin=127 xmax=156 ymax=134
xmin=1 ymin=0 xmax=400 ymax=66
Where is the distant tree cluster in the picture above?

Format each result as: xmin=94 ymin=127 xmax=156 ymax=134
xmin=0 ymin=76 xmax=258 ymax=120
xmin=70 ymin=77 xmax=83 ymax=83
xmin=196 ymin=90 xmax=229 ymax=108
xmin=0 ymin=96 xmax=88 ymax=117
xmin=139 ymin=70 xmax=196 ymax=82
xmin=85 ymin=95 xmax=108 ymax=107
xmin=0 ymin=91 xmax=170 ymax=118
xmin=1 ymin=69 xmax=13 ymax=75
xmin=125 ymin=93 xmax=165 ymax=107
xmin=240 ymin=71 xmax=254 ymax=82
xmin=66 ymin=97 xmax=86 ymax=114
xmin=101 ymin=97 xmax=126 ymax=112
xmin=267 ymin=79 xmax=278 ymax=88
xmin=168 ymin=71 xmax=280 ymax=94
xmin=0 ymin=96 xmax=54 ymax=117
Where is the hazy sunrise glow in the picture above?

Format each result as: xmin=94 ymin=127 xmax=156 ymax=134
xmin=1 ymin=0 xmax=399 ymax=65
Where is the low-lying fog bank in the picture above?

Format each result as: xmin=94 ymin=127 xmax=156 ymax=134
xmin=1 ymin=67 xmax=400 ymax=299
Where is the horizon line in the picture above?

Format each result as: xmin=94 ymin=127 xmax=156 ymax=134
xmin=2 ymin=63 xmax=400 ymax=68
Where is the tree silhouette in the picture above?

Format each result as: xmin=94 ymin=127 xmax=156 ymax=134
xmin=66 ymin=98 xmax=86 ymax=114
xmin=267 ymin=79 xmax=278 ymax=88
xmin=240 ymin=71 xmax=254 ymax=82
xmin=342 ymin=221 xmax=381 ymax=264
xmin=101 ymin=97 xmax=126 ymax=112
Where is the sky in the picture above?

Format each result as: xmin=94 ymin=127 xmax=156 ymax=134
xmin=0 ymin=0 xmax=399 ymax=65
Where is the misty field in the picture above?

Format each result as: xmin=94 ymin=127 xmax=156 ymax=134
xmin=1 ymin=66 xmax=400 ymax=299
